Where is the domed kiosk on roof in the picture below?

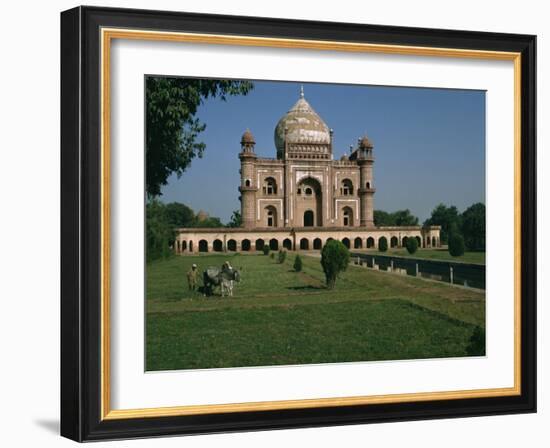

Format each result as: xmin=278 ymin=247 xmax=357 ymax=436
xmin=241 ymin=128 xmax=255 ymax=144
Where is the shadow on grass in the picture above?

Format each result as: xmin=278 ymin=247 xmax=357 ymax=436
xmin=286 ymin=285 xmax=325 ymax=291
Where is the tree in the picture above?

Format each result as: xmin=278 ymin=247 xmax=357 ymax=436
xmin=424 ymin=203 xmax=461 ymax=244
xmin=374 ymin=210 xmax=394 ymax=226
xmin=164 ymin=202 xmax=195 ymax=228
xmin=146 ymin=77 xmax=254 ymax=197
xmin=146 ymin=200 xmax=174 ymax=262
xmin=374 ymin=209 xmax=419 ymax=226
xmin=448 ymin=232 xmax=465 ymax=257
xmin=293 ymin=254 xmax=303 ymax=272
xmin=461 ymin=202 xmax=485 ymax=251
xmin=278 ymin=250 xmax=287 ymax=264
xmin=227 ymin=210 xmax=242 ymax=228
xmin=320 ymin=240 xmax=350 ymax=289
xmin=406 ymin=237 xmax=419 ymax=254
xmin=193 ymin=216 xmax=224 ymax=228
xmin=392 ymin=209 xmax=419 ymax=226
xmin=378 ymin=237 xmax=388 ymax=252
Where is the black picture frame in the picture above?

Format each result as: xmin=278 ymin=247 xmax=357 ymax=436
xmin=61 ymin=5 xmax=536 ymax=442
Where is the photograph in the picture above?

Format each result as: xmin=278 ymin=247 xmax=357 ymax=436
xmin=145 ymin=77 xmax=487 ymax=372
xmin=56 ymin=4 xmax=538 ymax=442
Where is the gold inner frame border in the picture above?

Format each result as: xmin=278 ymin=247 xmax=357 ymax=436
xmin=99 ymin=27 xmax=522 ymax=421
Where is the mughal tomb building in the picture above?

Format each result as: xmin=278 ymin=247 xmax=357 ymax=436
xmin=175 ymin=88 xmax=440 ymax=253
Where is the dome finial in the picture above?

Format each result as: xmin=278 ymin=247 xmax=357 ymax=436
xmin=300 ymin=84 xmax=304 ymax=98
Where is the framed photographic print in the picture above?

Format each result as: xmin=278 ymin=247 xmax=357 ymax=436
xmin=60 ymin=6 xmax=536 ymax=442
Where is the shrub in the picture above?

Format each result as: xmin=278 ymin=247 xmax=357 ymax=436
xmin=278 ymin=250 xmax=287 ymax=264
xmin=293 ymin=255 xmax=303 ymax=272
xmin=466 ymin=326 xmax=486 ymax=356
xmin=320 ymin=240 xmax=350 ymax=289
xmin=262 ymin=245 xmax=270 ymax=256
xmin=405 ymin=237 xmax=418 ymax=254
xmin=378 ymin=237 xmax=388 ymax=252
xmin=270 ymin=252 xmax=275 ymax=259
xmin=448 ymin=233 xmax=465 ymax=257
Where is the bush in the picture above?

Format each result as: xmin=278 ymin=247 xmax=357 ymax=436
xmin=270 ymin=252 xmax=275 ymax=259
xmin=405 ymin=237 xmax=418 ymax=254
xmin=293 ymin=255 xmax=303 ymax=272
xmin=320 ymin=240 xmax=350 ymax=289
xmin=262 ymin=245 xmax=270 ymax=256
xmin=278 ymin=250 xmax=287 ymax=264
xmin=146 ymin=200 xmax=175 ymax=262
xmin=378 ymin=237 xmax=388 ymax=252
xmin=466 ymin=326 xmax=485 ymax=356
xmin=448 ymin=233 xmax=465 ymax=257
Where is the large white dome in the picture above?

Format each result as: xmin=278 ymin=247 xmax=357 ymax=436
xmin=274 ymin=89 xmax=331 ymax=154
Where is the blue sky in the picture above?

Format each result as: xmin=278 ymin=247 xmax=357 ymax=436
xmin=159 ymin=80 xmax=485 ymax=223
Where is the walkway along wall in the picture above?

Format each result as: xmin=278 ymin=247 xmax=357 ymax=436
xmin=174 ymin=226 xmax=441 ymax=254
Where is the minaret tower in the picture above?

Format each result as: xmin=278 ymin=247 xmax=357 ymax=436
xmin=357 ymin=135 xmax=376 ymax=227
xmin=238 ymin=129 xmax=258 ymax=229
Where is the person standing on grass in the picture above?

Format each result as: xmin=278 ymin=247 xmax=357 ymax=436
xmin=187 ymin=263 xmax=198 ymax=291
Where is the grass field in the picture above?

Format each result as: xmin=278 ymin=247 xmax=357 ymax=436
xmin=361 ymin=248 xmax=485 ymax=265
xmin=146 ymin=253 xmax=485 ymax=371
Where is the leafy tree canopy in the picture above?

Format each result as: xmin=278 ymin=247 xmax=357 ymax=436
xmin=227 ymin=210 xmax=242 ymax=228
xmin=461 ymin=202 xmax=485 ymax=251
xmin=374 ymin=209 xmax=419 ymax=226
xmin=424 ymin=203 xmax=461 ymax=243
xmin=146 ymin=77 xmax=254 ymax=197
xmin=164 ymin=202 xmax=195 ymax=228
xmin=193 ymin=216 xmax=224 ymax=228
xmin=145 ymin=200 xmax=230 ymax=261
xmin=146 ymin=199 xmax=175 ymax=262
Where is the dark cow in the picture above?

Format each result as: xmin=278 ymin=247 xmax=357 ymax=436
xmin=203 ymin=265 xmax=241 ymax=297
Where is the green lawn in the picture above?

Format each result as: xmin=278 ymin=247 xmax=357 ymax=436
xmin=361 ymin=248 xmax=485 ymax=265
xmin=146 ymin=253 xmax=485 ymax=371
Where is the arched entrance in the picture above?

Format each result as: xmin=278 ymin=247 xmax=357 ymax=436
xmin=390 ymin=236 xmax=398 ymax=248
xmin=300 ymin=238 xmax=309 ymax=250
xmin=402 ymin=236 xmax=409 ymax=248
xmin=342 ymin=238 xmax=350 ymax=248
xmin=213 ymin=239 xmax=223 ymax=252
xmin=198 ymin=240 xmax=208 ymax=252
xmin=269 ymin=238 xmax=279 ymax=250
xmin=255 ymin=239 xmax=265 ymax=251
xmin=367 ymin=237 xmax=375 ymax=248
xmin=313 ymin=238 xmax=322 ymax=250
xmin=227 ymin=239 xmax=237 ymax=251
xmin=283 ymin=238 xmax=292 ymax=250
xmin=304 ymin=210 xmax=314 ymax=227
xmin=297 ymin=177 xmax=322 ymax=226
xmin=241 ymin=239 xmax=251 ymax=251
xmin=354 ymin=237 xmax=362 ymax=249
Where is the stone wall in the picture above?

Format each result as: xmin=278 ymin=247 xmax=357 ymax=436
xmin=174 ymin=226 xmax=441 ymax=254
